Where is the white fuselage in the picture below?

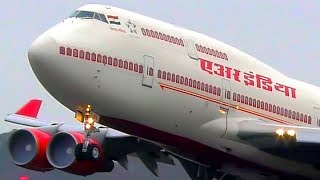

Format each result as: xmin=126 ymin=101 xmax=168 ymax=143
xmin=27 ymin=4 xmax=320 ymax=178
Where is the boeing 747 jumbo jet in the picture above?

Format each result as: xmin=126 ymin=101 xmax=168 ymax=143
xmin=4 ymin=4 xmax=320 ymax=180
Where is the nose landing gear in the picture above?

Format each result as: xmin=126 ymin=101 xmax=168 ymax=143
xmin=74 ymin=105 xmax=100 ymax=160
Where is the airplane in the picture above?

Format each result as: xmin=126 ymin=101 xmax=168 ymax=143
xmin=4 ymin=3 xmax=320 ymax=180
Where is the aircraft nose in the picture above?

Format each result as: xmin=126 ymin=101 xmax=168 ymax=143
xmin=28 ymin=34 xmax=59 ymax=83
xmin=28 ymin=34 xmax=57 ymax=67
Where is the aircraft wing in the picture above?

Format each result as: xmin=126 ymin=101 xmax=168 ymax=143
xmin=236 ymin=119 xmax=320 ymax=165
xmin=2 ymin=99 xmax=191 ymax=177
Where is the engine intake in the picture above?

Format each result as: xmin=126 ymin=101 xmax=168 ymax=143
xmin=46 ymin=131 xmax=108 ymax=176
xmin=8 ymin=129 xmax=53 ymax=171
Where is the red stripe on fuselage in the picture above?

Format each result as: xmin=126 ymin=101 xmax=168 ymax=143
xmin=159 ymin=83 xmax=292 ymax=125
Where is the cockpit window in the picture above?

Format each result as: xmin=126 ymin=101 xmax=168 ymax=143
xmin=68 ymin=10 xmax=108 ymax=24
xmin=94 ymin=13 xmax=101 ymax=20
xmin=68 ymin=11 xmax=80 ymax=18
xmin=76 ymin=11 xmax=95 ymax=19
xmin=99 ymin=13 xmax=108 ymax=23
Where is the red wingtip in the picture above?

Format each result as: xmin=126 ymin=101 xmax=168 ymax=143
xmin=16 ymin=99 xmax=42 ymax=118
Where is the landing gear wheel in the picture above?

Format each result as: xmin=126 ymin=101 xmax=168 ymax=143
xmin=105 ymin=160 xmax=115 ymax=172
xmin=75 ymin=143 xmax=100 ymax=161
xmin=88 ymin=144 xmax=100 ymax=161
xmin=75 ymin=143 xmax=85 ymax=160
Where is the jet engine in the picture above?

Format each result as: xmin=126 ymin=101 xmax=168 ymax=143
xmin=8 ymin=128 xmax=53 ymax=171
xmin=46 ymin=131 xmax=114 ymax=176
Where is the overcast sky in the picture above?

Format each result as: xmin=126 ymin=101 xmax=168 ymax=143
xmin=1 ymin=0 xmax=320 ymax=179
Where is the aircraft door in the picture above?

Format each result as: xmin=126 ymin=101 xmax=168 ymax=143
xmin=142 ymin=55 xmax=154 ymax=88
xmin=313 ymin=107 xmax=320 ymax=126
xmin=221 ymin=79 xmax=232 ymax=105
xmin=184 ymin=38 xmax=198 ymax=60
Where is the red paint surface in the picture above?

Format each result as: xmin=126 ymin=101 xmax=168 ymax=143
xmin=62 ymin=132 xmax=105 ymax=176
xmin=24 ymin=129 xmax=52 ymax=170
xmin=16 ymin=99 xmax=42 ymax=118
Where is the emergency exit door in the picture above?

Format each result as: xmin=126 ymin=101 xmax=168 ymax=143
xmin=142 ymin=55 xmax=154 ymax=88
xmin=222 ymin=79 xmax=231 ymax=104
xmin=184 ymin=38 xmax=198 ymax=60
xmin=313 ymin=107 xmax=320 ymax=126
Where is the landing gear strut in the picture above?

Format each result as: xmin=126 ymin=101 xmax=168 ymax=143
xmin=82 ymin=105 xmax=100 ymax=152
xmin=74 ymin=105 xmax=100 ymax=160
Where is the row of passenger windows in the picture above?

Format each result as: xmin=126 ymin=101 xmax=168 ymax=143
xmin=157 ymin=70 xmax=221 ymax=96
xmin=231 ymin=93 xmax=311 ymax=124
xmin=59 ymin=46 xmax=147 ymax=74
xmin=68 ymin=10 xmax=108 ymax=23
xmin=156 ymin=69 xmax=311 ymax=124
xmin=141 ymin=28 xmax=185 ymax=47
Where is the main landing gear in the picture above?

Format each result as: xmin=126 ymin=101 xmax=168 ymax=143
xmin=74 ymin=105 xmax=100 ymax=161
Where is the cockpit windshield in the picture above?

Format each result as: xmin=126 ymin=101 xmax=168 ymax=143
xmin=68 ymin=10 xmax=108 ymax=23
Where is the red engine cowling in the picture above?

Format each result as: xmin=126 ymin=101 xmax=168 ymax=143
xmin=46 ymin=131 xmax=111 ymax=176
xmin=8 ymin=129 xmax=53 ymax=171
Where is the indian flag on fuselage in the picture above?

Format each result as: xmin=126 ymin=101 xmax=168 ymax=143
xmin=107 ymin=15 xmax=121 ymax=25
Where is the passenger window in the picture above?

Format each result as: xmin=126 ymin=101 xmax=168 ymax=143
xmin=284 ymin=109 xmax=288 ymax=117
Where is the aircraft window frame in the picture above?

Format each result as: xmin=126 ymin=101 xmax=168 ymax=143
xmin=79 ymin=50 xmax=84 ymax=59
xmin=175 ymin=75 xmax=180 ymax=83
xmin=292 ymin=111 xmax=296 ymax=119
xmin=217 ymin=88 xmax=221 ymax=96
xmin=76 ymin=11 xmax=95 ymax=19
xmin=284 ymin=109 xmax=288 ymax=117
xmin=108 ymin=57 xmax=113 ymax=65
xmin=296 ymin=112 xmax=300 ymax=120
xmin=68 ymin=10 xmax=108 ymax=24
xmin=123 ymin=61 xmax=128 ymax=69
xmin=180 ymin=76 xmax=184 ymax=85
xmin=226 ymin=91 xmax=231 ymax=99
xmin=68 ymin=10 xmax=80 ymax=18
xmin=162 ymin=71 xmax=166 ymax=80
xmin=97 ymin=54 xmax=102 ymax=63
xmin=308 ymin=116 xmax=312 ymax=124
xmin=269 ymin=104 xmax=272 ymax=112
xmin=193 ymin=80 xmax=197 ymax=88
xmin=168 ymin=73 xmax=172 ymax=81
xmin=133 ymin=63 xmax=137 ymax=72
xmin=94 ymin=13 xmax=102 ymax=20
xmin=91 ymin=53 xmax=96 ymax=61
xmin=288 ymin=110 xmax=292 ymax=118
xmin=253 ymin=99 xmax=256 ymax=107
xmin=99 ymin=14 xmax=108 ymax=23
xmin=172 ymin=74 xmax=176 ymax=82
xmin=114 ymin=58 xmax=118 ymax=67
xmin=73 ymin=49 xmax=78 ymax=57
